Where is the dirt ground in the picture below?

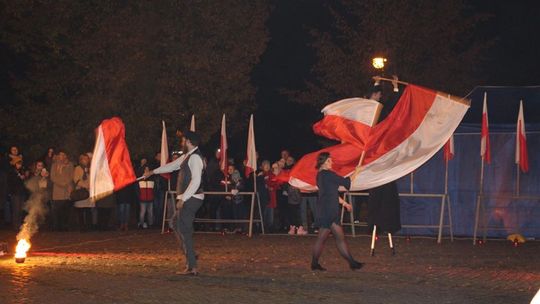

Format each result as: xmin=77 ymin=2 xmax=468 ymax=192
xmin=0 ymin=229 xmax=539 ymax=304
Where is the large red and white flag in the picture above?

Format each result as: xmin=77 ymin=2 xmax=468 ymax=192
xmin=160 ymin=121 xmax=170 ymax=179
xmin=245 ymin=114 xmax=257 ymax=177
xmin=289 ymin=85 xmax=470 ymax=191
xmin=190 ymin=114 xmax=196 ymax=132
xmin=481 ymin=92 xmax=491 ymax=164
xmin=313 ymin=98 xmax=382 ymax=147
xmin=443 ymin=134 xmax=455 ymax=161
xmin=219 ymin=114 xmax=228 ymax=175
xmin=515 ymin=100 xmax=529 ymax=173
xmin=90 ymin=117 xmax=136 ymax=200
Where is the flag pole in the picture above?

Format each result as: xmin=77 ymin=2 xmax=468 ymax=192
xmin=515 ymin=164 xmax=520 ymax=197
xmin=410 ymin=172 xmax=414 ymax=194
xmin=445 ymin=159 xmax=449 ymax=195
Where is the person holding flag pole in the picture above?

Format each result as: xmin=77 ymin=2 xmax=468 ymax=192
xmin=144 ymin=130 xmax=205 ymax=276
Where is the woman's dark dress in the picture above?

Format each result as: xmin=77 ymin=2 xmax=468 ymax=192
xmin=315 ymin=170 xmax=350 ymax=228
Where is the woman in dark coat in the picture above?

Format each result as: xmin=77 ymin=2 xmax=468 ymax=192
xmin=311 ymin=152 xmax=363 ymax=271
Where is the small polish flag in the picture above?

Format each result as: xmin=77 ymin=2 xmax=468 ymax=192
xmin=89 ymin=117 xmax=136 ymax=200
xmin=190 ymin=114 xmax=196 ymax=132
xmin=480 ymin=92 xmax=491 ymax=164
xmin=160 ymin=121 xmax=170 ymax=179
xmin=219 ymin=114 xmax=228 ymax=176
xmin=245 ymin=115 xmax=257 ymax=177
xmin=443 ymin=134 xmax=455 ymax=161
xmin=515 ymin=100 xmax=529 ymax=173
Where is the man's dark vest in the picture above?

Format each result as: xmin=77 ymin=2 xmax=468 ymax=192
xmin=177 ymin=148 xmax=204 ymax=196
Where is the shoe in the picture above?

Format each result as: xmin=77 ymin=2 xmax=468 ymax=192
xmin=297 ymin=226 xmax=308 ymax=235
xmin=349 ymin=260 xmax=364 ymax=271
xmin=165 ymin=227 xmax=174 ymax=234
xmin=354 ymin=220 xmax=360 ymax=224
xmin=288 ymin=225 xmax=296 ymax=235
xmin=175 ymin=268 xmax=199 ymax=276
xmin=143 ymin=222 xmax=148 ymax=229
xmin=311 ymin=263 xmax=327 ymax=271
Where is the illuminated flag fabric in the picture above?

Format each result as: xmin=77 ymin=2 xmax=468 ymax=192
xmin=90 ymin=117 xmax=136 ymax=200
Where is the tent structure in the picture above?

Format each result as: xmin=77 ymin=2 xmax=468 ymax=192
xmin=376 ymin=86 xmax=540 ymax=239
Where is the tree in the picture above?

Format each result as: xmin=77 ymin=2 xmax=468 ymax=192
xmin=295 ymin=0 xmax=491 ymax=108
xmin=0 ymin=1 xmax=268 ymax=159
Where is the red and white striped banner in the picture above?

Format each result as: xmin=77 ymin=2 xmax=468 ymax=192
xmin=290 ymin=85 xmax=470 ymax=191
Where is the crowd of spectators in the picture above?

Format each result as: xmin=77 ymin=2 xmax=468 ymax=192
xmin=0 ymin=145 xmax=329 ymax=235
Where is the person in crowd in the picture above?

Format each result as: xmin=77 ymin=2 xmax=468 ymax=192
xmin=205 ymin=149 xmax=223 ymax=231
xmin=8 ymin=145 xmax=23 ymax=167
xmin=226 ymin=164 xmax=245 ymax=233
xmin=73 ymin=154 xmax=91 ymax=231
xmin=50 ymin=150 xmax=74 ymax=231
xmin=145 ymin=130 xmax=205 ymax=275
xmin=311 ymin=152 xmax=363 ymax=271
xmin=163 ymin=152 xmax=182 ymax=233
xmin=287 ymin=184 xmax=306 ymax=235
xmin=152 ymin=152 xmax=167 ymax=228
xmin=43 ymin=147 xmax=55 ymax=170
xmin=7 ymin=159 xmax=27 ymax=230
xmin=301 ymin=191 xmax=318 ymax=233
xmin=280 ymin=150 xmax=290 ymax=164
xmin=115 ymin=182 xmax=137 ymax=231
xmin=24 ymin=160 xmax=51 ymax=227
xmin=135 ymin=157 xmax=148 ymax=178
xmin=138 ymin=166 xmax=155 ymax=229
xmin=258 ymin=160 xmax=275 ymax=232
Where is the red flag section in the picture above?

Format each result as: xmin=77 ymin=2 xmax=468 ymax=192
xmin=481 ymin=92 xmax=491 ymax=164
xmin=312 ymin=98 xmax=382 ymax=148
xmin=515 ymin=100 xmax=529 ymax=173
xmin=443 ymin=134 xmax=455 ymax=161
xmin=90 ymin=117 xmax=136 ymax=200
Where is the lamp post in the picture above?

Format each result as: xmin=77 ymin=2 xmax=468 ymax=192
xmin=372 ymin=57 xmax=386 ymax=85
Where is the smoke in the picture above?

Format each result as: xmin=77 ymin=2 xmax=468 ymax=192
xmin=16 ymin=178 xmax=49 ymax=241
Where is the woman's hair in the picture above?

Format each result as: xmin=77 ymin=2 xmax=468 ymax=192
xmin=316 ymin=152 xmax=330 ymax=170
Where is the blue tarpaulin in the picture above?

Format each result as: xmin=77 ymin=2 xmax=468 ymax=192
xmin=396 ymin=86 xmax=540 ymax=238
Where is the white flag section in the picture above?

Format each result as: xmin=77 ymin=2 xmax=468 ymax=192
xmin=290 ymin=85 xmax=470 ymax=191
xmin=161 ymin=120 xmax=169 ymax=167
xmin=354 ymin=91 xmax=469 ymax=190
xmin=219 ymin=114 xmax=228 ymax=175
xmin=190 ymin=114 xmax=196 ymax=132
xmin=89 ymin=117 xmax=136 ymax=200
xmin=313 ymin=98 xmax=382 ymax=147
xmin=245 ymin=114 xmax=257 ymax=177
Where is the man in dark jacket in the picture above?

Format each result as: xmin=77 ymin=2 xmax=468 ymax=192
xmin=367 ymin=84 xmax=402 ymax=235
xmin=7 ymin=159 xmax=27 ymax=230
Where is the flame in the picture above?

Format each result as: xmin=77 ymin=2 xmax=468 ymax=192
xmin=15 ymin=239 xmax=31 ymax=259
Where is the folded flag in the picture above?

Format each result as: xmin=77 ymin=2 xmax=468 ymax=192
xmin=89 ymin=117 xmax=136 ymax=200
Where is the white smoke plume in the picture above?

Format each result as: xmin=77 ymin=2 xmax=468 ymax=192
xmin=16 ymin=177 xmax=49 ymax=241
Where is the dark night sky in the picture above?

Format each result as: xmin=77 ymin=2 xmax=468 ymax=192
xmin=250 ymin=0 xmax=540 ymax=161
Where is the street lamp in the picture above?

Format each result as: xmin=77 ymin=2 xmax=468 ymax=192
xmin=372 ymin=57 xmax=387 ymax=70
